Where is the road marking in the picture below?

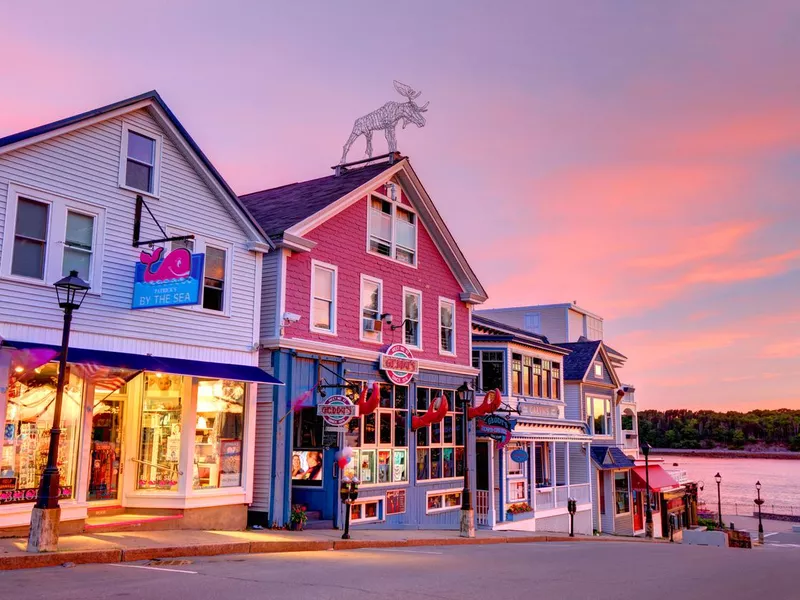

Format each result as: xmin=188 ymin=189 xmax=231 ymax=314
xmin=108 ymin=563 xmax=198 ymax=574
xmin=764 ymin=532 xmax=779 ymax=538
xmin=358 ymin=548 xmax=444 ymax=555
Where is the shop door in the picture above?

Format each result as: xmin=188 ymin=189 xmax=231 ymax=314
xmin=633 ymin=490 xmax=643 ymax=530
xmin=475 ymin=441 xmax=490 ymax=524
xmin=88 ymin=384 xmax=126 ymax=502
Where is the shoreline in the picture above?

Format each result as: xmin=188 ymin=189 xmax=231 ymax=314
xmin=651 ymin=448 xmax=800 ymax=460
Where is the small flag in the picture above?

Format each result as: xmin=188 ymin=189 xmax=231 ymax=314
xmin=73 ymin=363 xmax=128 ymax=393
xmin=289 ymin=385 xmax=318 ymax=413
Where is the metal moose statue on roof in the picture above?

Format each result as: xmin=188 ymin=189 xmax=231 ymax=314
xmin=340 ymin=81 xmax=429 ymax=164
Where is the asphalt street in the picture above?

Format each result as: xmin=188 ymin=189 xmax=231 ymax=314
xmin=1 ymin=540 xmax=798 ymax=600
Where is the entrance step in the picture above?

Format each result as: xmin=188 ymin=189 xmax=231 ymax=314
xmin=84 ymin=511 xmax=184 ymax=533
xmin=87 ymin=505 xmax=125 ymax=518
xmin=304 ymin=519 xmax=334 ymax=530
xmin=305 ymin=511 xmax=322 ymax=521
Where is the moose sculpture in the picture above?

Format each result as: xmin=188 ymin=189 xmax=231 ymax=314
xmin=340 ymin=81 xmax=429 ymax=164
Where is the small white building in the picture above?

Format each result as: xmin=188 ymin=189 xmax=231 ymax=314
xmin=0 ymin=92 xmax=280 ymax=535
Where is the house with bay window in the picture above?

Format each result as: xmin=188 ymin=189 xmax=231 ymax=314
xmin=0 ymin=91 xmax=281 ymax=536
xmin=470 ymin=315 xmax=593 ymax=534
xmin=239 ymin=152 xmax=487 ymax=529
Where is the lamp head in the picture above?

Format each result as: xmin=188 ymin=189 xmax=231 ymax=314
xmin=756 ymin=480 xmax=761 ymax=491
xmin=641 ymin=442 xmax=651 ymax=457
xmin=456 ymin=380 xmax=474 ymax=403
xmin=54 ymin=270 xmax=91 ymax=310
xmin=714 ymin=472 xmax=721 ymax=484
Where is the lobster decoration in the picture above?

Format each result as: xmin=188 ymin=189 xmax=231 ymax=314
xmin=139 ymin=247 xmax=192 ymax=283
xmin=467 ymin=389 xmax=502 ymax=420
xmin=411 ymin=395 xmax=449 ymax=430
xmin=357 ymin=382 xmax=381 ymax=416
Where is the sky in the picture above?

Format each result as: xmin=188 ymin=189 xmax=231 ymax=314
xmin=1 ymin=1 xmax=798 ymax=411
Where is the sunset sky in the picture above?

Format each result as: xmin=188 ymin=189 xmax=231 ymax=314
xmin=2 ymin=2 xmax=798 ymax=411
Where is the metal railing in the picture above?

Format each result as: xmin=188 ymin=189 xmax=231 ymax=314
xmin=700 ymin=502 xmax=799 ymax=517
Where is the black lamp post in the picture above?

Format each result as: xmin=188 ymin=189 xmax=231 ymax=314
xmin=641 ymin=442 xmax=653 ymax=538
xmin=457 ymin=381 xmax=475 ymax=538
xmin=340 ymin=478 xmax=360 ymax=540
xmin=714 ymin=472 xmax=723 ymax=528
xmin=755 ymin=481 xmax=764 ymax=544
xmin=28 ymin=270 xmax=90 ymax=552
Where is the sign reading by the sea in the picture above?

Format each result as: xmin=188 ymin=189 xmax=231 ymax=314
xmin=380 ymin=343 xmax=418 ymax=385
xmin=317 ymin=395 xmax=357 ymax=428
xmin=132 ymin=247 xmax=205 ymax=309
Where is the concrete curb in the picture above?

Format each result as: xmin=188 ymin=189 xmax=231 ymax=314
xmin=0 ymin=533 xmax=658 ymax=570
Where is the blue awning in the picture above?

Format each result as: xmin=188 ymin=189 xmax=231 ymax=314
xmin=3 ymin=340 xmax=283 ymax=385
xmin=590 ymin=445 xmax=635 ymax=470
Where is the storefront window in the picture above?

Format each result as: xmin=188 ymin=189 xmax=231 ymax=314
xmin=615 ymin=471 xmax=630 ymax=514
xmin=416 ymin=388 xmax=462 ymax=481
xmin=137 ymin=373 xmax=183 ymax=491
xmin=1 ymin=362 xmax=82 ymax=504
xmin=343 ymin=383 xmax=408 ymax=485
xmin=534 ymin=442 xmax=551 ymax=487
xmin=193 ymin=379 xmax=246 ymax=489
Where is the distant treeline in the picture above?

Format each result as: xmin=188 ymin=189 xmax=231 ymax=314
xmin=638 ymin=409 xmax=800 ymax=451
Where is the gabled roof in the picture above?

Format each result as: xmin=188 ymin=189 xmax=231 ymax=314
xmin=556 ymin=340 xmax=603 ymax=380
xmin=590 ymin=446 xmax=635 ymax=470
xmin=471 ymin=314 xmax=569 ymax=355
xmin=240 ymin=155 xmax=488 ymax=303
xmin=603 ymin=343 xmax=627 ymax=360
xmin=240 ymin=161 xmax=394 ymax=238
xmin=0 ymin=90 xmax=271 ymax=249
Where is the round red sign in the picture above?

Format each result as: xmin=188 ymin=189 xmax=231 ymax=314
xmin=380 ymin=344 xmax=418 ymax=385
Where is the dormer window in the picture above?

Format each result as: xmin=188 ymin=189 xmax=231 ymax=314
xmin=119 ymin=122 xmax=162 ymax=196
xmin=594 ymin=363 xmax=603 ymax=378
xmin=368 ymin=193 xmax=417 ymax=266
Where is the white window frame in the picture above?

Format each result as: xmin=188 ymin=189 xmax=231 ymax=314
xmin=118 ymin=121 xmax=163 ymax=198
xmin=167 ymin=227 xmax=234 ymax=317
xmin=507 ymin=479 xmax=528 ymax=503
xmin=0 ymin=183 xmax=105 ymax=293
xmin=359 ymin=274 xmax=383 ymax=344
xmin=401 ymin=286 xmax=423 ymax=350
xmin=594 ymin=362 xmax=603 ymax=378
xmin=309 ymin=260 xmax=338 ymax=335
xmin=438 ymin=297 xmax=456 ymax=356
xmin=586 ymin=396 xmax=612 ymax=437
xmin=350 ymin=496 xmax=385 ymax=523
xmin=425 ymin=488 xmax=463 ymax=514
xmin=366 ymin=190 xmax=418 ymax=268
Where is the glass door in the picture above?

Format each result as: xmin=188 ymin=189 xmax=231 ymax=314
xmin=136 ymin=373 xmax=183 ymax=492
xmin=88 ymin=382 xmax=126 ymax=502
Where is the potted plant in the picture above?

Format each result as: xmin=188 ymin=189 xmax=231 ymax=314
xmin=289 ymin=504 xmax=308 ymax=531
xmin=506 ymin=502 xmax=534 ymax=521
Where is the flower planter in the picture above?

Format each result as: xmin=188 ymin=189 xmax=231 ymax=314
xmin=506 ymin=511 xmax=534 ymax=522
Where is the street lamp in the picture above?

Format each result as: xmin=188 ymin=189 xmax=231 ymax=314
xmin=641 ymin=442 xmax=653 ymax=538
xmin=754 ymin=481 xmax=764 ymax=544
xmin=27 ymin=270 xmax=90 ymax=553
xmin=714 ymin=472 xmax=723 ymax=528
xmin=457 ymin=381 xmax=475 ymax=538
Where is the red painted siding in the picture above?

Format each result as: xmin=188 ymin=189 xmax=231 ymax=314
xmin=283 ymin=187 xmax=470 ymax=366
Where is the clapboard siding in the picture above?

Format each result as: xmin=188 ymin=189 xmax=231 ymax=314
xmin=259 ymin=250 xmax=280 ymax=340
xmin=569 ymin=443 xmax=587 ymax=484
xmin=0 ymin=107 xmax=262 ymax=359
xmin=540 ymin=306 xmax=568 ymax=342
xmin=564 ymin=383 xmax=582 ymax=421
xmin=252 ymin=351 xmax=276 ymax=511
xmin=567 ymin=308 xmax=584 ymax=341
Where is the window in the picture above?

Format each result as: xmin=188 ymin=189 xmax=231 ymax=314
xmin=615 ymin=471 xmax=630 ymax=514
xmin=426 ymin=489 xmax=462 ymax=514
xmin=523 ymin=356 xmax=533 ymax=396
xmin=138 ymin=374 xmax=184 ymax=491
xmin=594 ymin=363 xmax=603 ymax=378
xmin=1 ymin=185 xmax=105 ymax=287
xmin=587 ymin=316 xmax=603 ymax=340
xmin=62 ymin=211 xmax=95 ymax=279
xmin=551 ymin=363 xmax=561 ymax=400
xmin=534 ymin=442 xmax=551 ymax=487
xmin=203 ymin=246 xmax=226 ymax=312
xmin=194 ymin=379 xmax=246 ymax=489
xmin=506 ymin=441 xmax=527 ymax=495
xmin=351 ymin=499 xmax=382 ymax=522
xmin=120 ymin=123 xmax=161 ymax=195
xmin=542 ymin=360 xmax=552 ymax=398
xmin=416 ymin=389 xmax=463 ymax=481
xmin=367 ymin=192 xmax=418 ymax=265
xmin=599 ymin=471 xmax=606 ymax=514
xmin=533 ymin=359 xmax=542 ymax=397
xmin=343 ymin=384 xmax=408 ymax=485
xmin=439 ymin=298 xmax=455 ymax=354
xmin=11 ymin=198 xmax=49 ymax=279
xmin=311 ymin=261 xmax=337 ymax=334
xmin=402 ymin=288 xmax=421 ymax=348
xmin=524 ymin=312 xmax=541 ymax=333
xmin=360 ymin=275 xmax=383 ymax=342
xmin=511 ymin=354 xmax=522 ymax=395
xmin=472 ymin=351 xmax=504 ymax=392
xmin=508 ymin=480 xmax=527 ymax=501
xmin=586 ymin=396 xmax=612 ymax=436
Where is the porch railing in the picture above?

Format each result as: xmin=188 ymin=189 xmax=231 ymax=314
xmin=535 ymin=483 xmax=591 ymax=511
xmin=476 ymin=490 xmax=490 ymax=526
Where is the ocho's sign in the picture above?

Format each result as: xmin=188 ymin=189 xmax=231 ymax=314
xmin=132 ymin=247 xmax=205 ymax=310
xmin=476 ymin=414 xmax=517 ymax=450
xmin=317 ymin=395 xmax=357 ymax=427
xmin=380 ymin=344 xmax=418 ymax=385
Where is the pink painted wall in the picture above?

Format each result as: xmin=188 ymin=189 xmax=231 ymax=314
xmin=283 ymin=185 xmax=470 ymax=366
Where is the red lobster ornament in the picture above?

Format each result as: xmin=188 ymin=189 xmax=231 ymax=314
xmin=467 ymin=389 xmax=502 ymax=420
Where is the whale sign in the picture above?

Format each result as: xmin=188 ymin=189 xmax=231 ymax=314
xmin=132 ymin=247 xmax=205 ymax=309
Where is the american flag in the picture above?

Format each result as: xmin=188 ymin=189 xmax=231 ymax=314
xmin=73 ymin=363 xmax=129 ymax=392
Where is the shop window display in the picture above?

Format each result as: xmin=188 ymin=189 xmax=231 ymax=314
xmin=88 ymin=374 xmax=133 ymax=501
xmin=416 ymin=388 xmax=463 ymax=481
xmin=137 ymin=373 xmax=183 ymax=491
xmin=1 ymin=362 xmax=82 ymax=504
xmin=193 ymin=379 xmax=246 ymax=489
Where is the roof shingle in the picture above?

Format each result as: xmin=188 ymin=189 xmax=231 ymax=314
xmin=556 ymin=340 xmax=602 ymax=381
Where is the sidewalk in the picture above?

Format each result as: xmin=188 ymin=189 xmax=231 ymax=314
xmin=0 ymin=527 xmax=653 ymax=570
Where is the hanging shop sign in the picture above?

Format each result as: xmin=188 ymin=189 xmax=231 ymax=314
xmin=317 ymin=395 xmax=357 ymax=427
xmin=518 ymin=402 xmax=560 ymax=419
xmin=386 ymin=489 xmax=407 ymax=515
xmin=510 ymin=448 xmax=529 ymax=463
xmin=476 ymin=414 xmax=517 ymax=450
xmin=380 ymin=344 xmax=419 ymax=385
xmin=132 ymin=247 xmax=205 ymax=310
